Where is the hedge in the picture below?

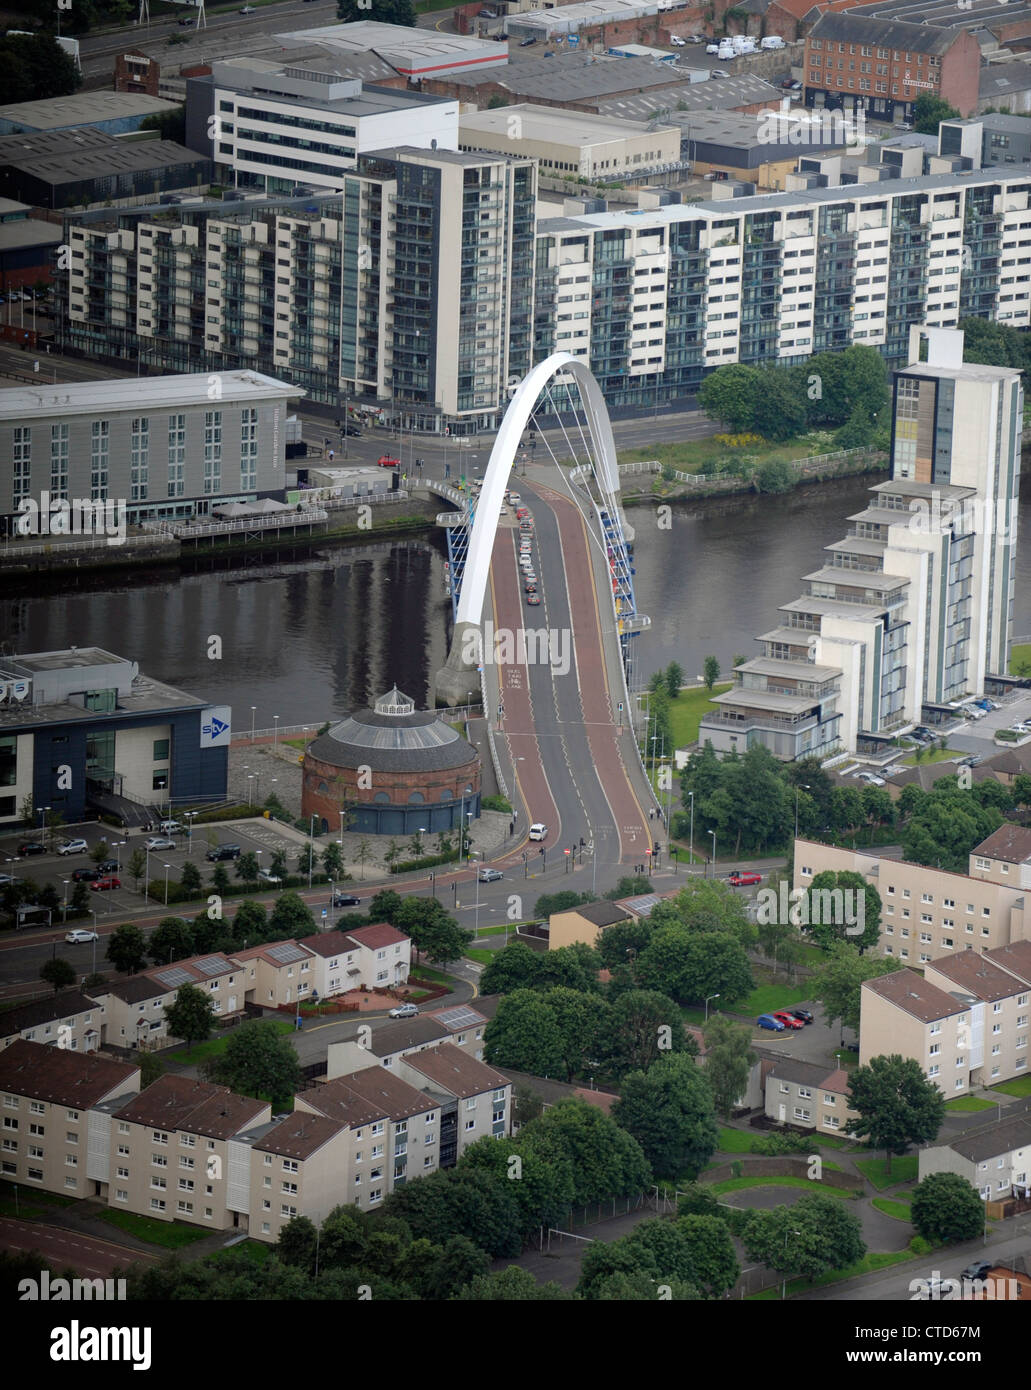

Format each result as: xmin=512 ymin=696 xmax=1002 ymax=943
xmin=389 ymin=849 xmax=461 ymax=875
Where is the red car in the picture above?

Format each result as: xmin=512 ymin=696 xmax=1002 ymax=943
xmin=728 ymin=870 xmax=762 ymax=887
xmin=90 ymin=876 xmax=121 ymax=892
xmin=516 ymin=508 xmax=530 ymax=519
xmin=377 ymin=455 xmax=400 ymax=468
xmin=772 ymin=1011 xmax=805 ymax=1030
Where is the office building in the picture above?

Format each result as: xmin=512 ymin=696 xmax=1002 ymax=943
xmin=802 ymin=14 xmax=981 ymax=122
xmin=0 ymin=647 xmax=231 ymax=828
xmin=795 ymin=824 xmax=1031 ymax=966
xmin=185 ymin=61 xmax=458 ymax=196
xmin=0 ymin=91 xmax=179 ymax=137
xmin=939 ymin=114 xmax=1031 ymax=171
xmin=458 ymin=104 xmax=679 ymax=181
xmin=0 ymin=372 xmax=300 ymax=529
xmin=697 ymin=328 xmax=1023 ymax=759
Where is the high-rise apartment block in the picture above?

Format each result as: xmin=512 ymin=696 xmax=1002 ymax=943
xmin=699 ymin=327 xmax=1023 ymax=758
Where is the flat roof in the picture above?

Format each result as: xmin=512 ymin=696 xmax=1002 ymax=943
xmin=442 ymin=51 xmax=691 ymax=99
xmin=802 ymin=566 xmax=909 ymax=592
xmin=709 ymin=687 xmax=817 ymax=714
xmin=0 ymin=92 xmax=177 ymax=130
xmin=737 ymin=657 xmax=841 ymax=682
xmin=0 ymin=220 xmax=63 ymax=250
xmin=459 ymin=103 xmax=672 ymax=146
xmin=2 ymin=139 xmax=208 ymax=187
xmin=597 ymin=75 xmax=783 ymax=121
xmin=847 ymin=0 xmax=1031 ymax=33
xmin=780 ymin=596 xmax=888 ymax=621
xmin=205 ymin=66 xmax=452 ymax=119
xmin=0 ymin=370 xmax=300 ymax=422
xmin=274 ymin=21 xmax=505 ymax=75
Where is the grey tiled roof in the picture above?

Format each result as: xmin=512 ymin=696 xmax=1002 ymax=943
xmin=307 ymin=707 xmax=478 ymax=773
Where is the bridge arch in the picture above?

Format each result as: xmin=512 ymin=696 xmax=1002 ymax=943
xmin=435 ymin=353 xmax=624 ymax=706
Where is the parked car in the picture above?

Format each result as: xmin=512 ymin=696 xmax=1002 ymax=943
xmin=760 ymin=34 xmax=785 ymax=48
xmin=855 ymin=771 xmax=886 ymax=786
xmin=727 ymin=870 xmax=762 ymax=886
xmin=757 ymin=1014 xmax=786 ymax=1031
xmin=960 ymin=1261 xmax=992 ymax=1283
xmin=96 ymin=859 xmax=119 ymax=873
xmin=178 ymin=14 xmax=194 ymax=24
xmin=388 ymin=1002 xmax=419 ymax=1019
xmin=706 ymin=42 xmax=720 ymax=53
xmin=529 ymin=822 xmax=549 ymax=841
xmin=65 ymin=929 xmax=99 ymax=944
xmin=519 ymin=35 xmax=537 ymax=46
xmin=1011 ymin=722 xmax=1031 ymax=735
xmin=257 ymin=868 xmax=282 ymax=885
xmin=0 ymin=874 xmax=20 ymax=886
xmin=670 ymin=34 xmax=686 ymax=45
xmin=478 ymin=867 xmax=503 ymax=882
xmin=964 ymin=704 xmax=987 ymax=720
xmin=72 ymin=867 xmax=101 ymax=883
xmin=772 ymin=1010 xmax=805 ymax=1030
xmin=57 ymin=838 xmax=89 ymax=855
xmin=206 ymin=843 xmax=241 ymax=861
xmin=333 ymin=892 xmax=361 ymax=908
xmin=788 ymin=1008 xmax=814 ymax=1024
xmin=91 ymin=876 xmax=121 ymax=891
xmin=377 ymin=455 xmax=401 ymax=468
xmin=240 ymin=4 xmax=256 ymax=11
xmin=16 ymin=843 xmax=46 ymax=856
xmin=159 ymin=820 xmax=182 ymax=834
xmin=147 ymin=836 xmax=176 ymax=851
xmin=957 ymin=754 xmax=983 ymax=768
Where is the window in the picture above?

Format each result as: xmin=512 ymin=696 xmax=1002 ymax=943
xmin=204 ymin=410 xmax=222 ymax=494
xmin=465 ymin=1119 xmax=476 ymax=1131
xmin=240 ymin=407 xmax=258 ymax=492
xmin=167 ymin=414 xmax=186 ymax=498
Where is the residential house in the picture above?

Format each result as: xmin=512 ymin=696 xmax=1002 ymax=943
xmin=327 ymin=1016 xmax=451 ymax=1076
xmin=234 ymin=940 xmax=317 ymax=1009
xmin=492 ymin=1067 xmax=619 ymax=1128
xmin=0 ymin=990 xmax=103 ymax=1053
xmin=918 ymin=1114 xmax=1031 ymax=1203
xmin=548 ymin=899 xmax=632 ymax=950
xmin=764 ymin=1057 xmax=858 ymax=1135
xmin=109 ymin=1075 xmax=269 ymax=1227
xmin=393 ymin=1044 xmax=511 ymax=1165
xmin=0 ymin=1040 xmax=140 ymax=1198
xmin=90 ymin=953 xmax=246 ymax=1050
xmin=247 ymin=1112 xmax=351 ymax=1242
xmin=297 ymin=923 xmax=411 ymax=997
xmin=423 ymin=1000 xmax=495 ymax=1061
xmin=923 ymin=943 xmax=1031 ymax=1088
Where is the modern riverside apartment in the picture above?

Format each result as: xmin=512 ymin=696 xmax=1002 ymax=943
xmin=57 ymin=163 xmax=1030 ymax=427
xmin=796 ymin=824 xmax=1031 ymax=966
xmin=699 ymin=327 xmax=1023 ymax=759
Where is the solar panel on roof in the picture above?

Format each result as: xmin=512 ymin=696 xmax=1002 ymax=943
xmin=267 ymin=942 xmax=307 ymax=964
xmin=193 ymin=956 xmax=227 ymax=976
xmin=436 ymin=1005 xmax=482 ymax=1030
xmin=154 ymin=967 xmax=193 ymax=988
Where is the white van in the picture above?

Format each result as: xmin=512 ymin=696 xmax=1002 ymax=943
xmin=761 ymin=34 xmax=785 ymax=49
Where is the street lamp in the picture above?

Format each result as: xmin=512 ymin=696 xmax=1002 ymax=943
xmin=39 ymin=806 xmax=50 ymax=848
xmin=309 ymin=813 xmax=317 ymax=889
xmin=705 ymin=992 xmax=720 ymax=1021
xmin=61 ymin=880 xmax=70 ymax=923
xmin=709 ymin=829 xmax=717 ymax=879
xmin=163 ymin=863 xmax=171 ymax=906
xmin=688 ymin=790 xmax=694 ymax=871
xmin=250 ymin=706 xmax=257 ymax=743
xmin=273 ymin=715 xmax=280 ymax=751
xmin=112 ymin=839 xmax=125 ymax=873
xmin=246 ymin=775 xmax=255 ymax=808
xmin=184 ymin=811 xmax=197 ymax=855
xmin=794 ymin=783 xmax=810 ymax=841
xmin=782 ymin=1230 xmax=802 ymax=1301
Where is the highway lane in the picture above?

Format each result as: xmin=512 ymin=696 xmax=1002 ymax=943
xmin=0 ymin=1218 xmax=158 ymax=1278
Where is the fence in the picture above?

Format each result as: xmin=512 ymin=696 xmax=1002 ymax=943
xmin=141 ymin=508 xmax=329 ymax=539
xmin=0 ymin=532 xmax=172 ymax=560
xmin=667 ymin=446 xmax=882 ymax=487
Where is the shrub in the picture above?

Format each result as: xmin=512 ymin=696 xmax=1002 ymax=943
xmin=908 ymin=1235 xmax=932 ymax=1256
xmin=389 ymin=850 xmax=461 ymax=875
xmin=481 ymin=795 xmax=513 ymax=814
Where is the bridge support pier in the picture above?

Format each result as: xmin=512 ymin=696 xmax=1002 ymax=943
xmin=435 ymin=621 xmax=483 ymax=708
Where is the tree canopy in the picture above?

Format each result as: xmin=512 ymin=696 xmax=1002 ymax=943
xmin=846 ymin=1054 xmax=945 ymax=1173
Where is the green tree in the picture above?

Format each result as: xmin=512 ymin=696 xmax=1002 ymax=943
xmin=697 ymin=362 xmax=761 ymax=432
xmin=595 ymin=919 xmax=654 ymax=969
xmin=675 ymin=1213 xmax=740 ymax=1297
xmin=454 ymin=1266 xmax=572 ymax=1300
xmin=913 ymin=92 xmax=961 ymax=134
xmin=483 ymin=990 xmax=566 ymax=1076
xmin=545 ymin=986 xmax=612 ymax=1082
xmin=180 ymin=860 xmax=203 ymax=896
xmin=901 ymin=797 xmax=1003 ymax=872
xmin=127 ymin=848 xmax=146 ymax=890
xmin=702 ymin=1014 xmax=754 ymax=1118
xmin=910 ymin=1172 xmax=984 ymax=1245
xmin=136 ymin=1051 xmax=165 ymax=1088
xmin=605 ymin=989 xmax=691 ymax=1077
xmin=744 ymin=1191 xmax=865 ymax=1282
xmin=269 ymin=849 xmax=289 ymax=880
xmin=460 ymin=1135 xmax=574 ymax=1242
xmin=164 ymin=982 xmax=215 ymax=1049
xmin=382 ymin=1167 xmax=523 ymax=1259
xmin=665 ymin=661 xmax=684 ymax=701
xmin=534 ymin=943 xmax=603 ymax=994
xmin=478 ymin=941 xmax=541 ymax=995
xmin=276 ymin=1215 xmax=318 ymax=1275
xmin=205 ymin=1020 xmax=301 ymax=1103
xmin=139 ymin=105 xmax=186 ymax=143
xmin=754 ymin=458 xmax=796 ymax=494
xmin=702 ymin=655 xmax=720 ymax=692
xmin=602 ymin=875 xmax=654 ymax=904
xmin=230 ymin=899 xmax=269 ymax=947
xmin=834 ymin=401 xmax=875 ymax=450
xmin=0 ymin=32 xmax=81 ymax=102
xmin=149 ymin=916 xmax=195 ymax=965
xmin=519 ymin=1098 xmax=650 ymax=1206
xmin=106 ymin=924 xmax=148 ymax=976
xmin=415 ymin=913 xmax=472 ymax=967
xmin=752 ymin=368 xmax=807 ymax=442
xmin=613 ymin=1053 xmax=719 ymax=1181
xmin=40 ymin=958 xmax=75 ymax=994
xmin=637 ymin=927 xmax=752 ymax=1006
xmin=846 ymin=1054 xmax=946 ymax=1174
xmin=70 ymin=881 xmax=92 ymax=916
xmin=90 ymin=839 xmax=110 ymax=865
xmin=353 ymin=840 xmax=372 ymax=880
xmin=268 ymin=891 xmax=316 ymax=939
xmin=654 ymin=878 xmax=757 ymax=949
xmin=322 ymin=841 xmax=344 ymax=878
xmin=337 ymin=0 xmax=415 ymax=22
xmin=810 ymin=941 xmax=902 ymax=1035
xmin=532 ymin=890 xmax=596 ymax=918
xmin=235 ymin=851 xmax=260 ymax=883
xmin=803 ymin=871 xmax=881 ymax=952
xmin=211 ymin=863 xmax=231 ymax=896
xmin=647 ymin=669 xmax=667 ymax=694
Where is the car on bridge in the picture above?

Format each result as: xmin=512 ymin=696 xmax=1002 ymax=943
xmin=377 ymin=455 xmax=400 ymax=468
xmin=529 ymin=823 xmax=549 ymax=841
xmin=65 ymin=929 xmax=99 ymax=944
xmin=91 ymin=877 xmax=121 ymax=892
xmin=727 ymin=870 xmax=761 ymax=886
xmin=526 ymin=593 xmax=541 ymax=606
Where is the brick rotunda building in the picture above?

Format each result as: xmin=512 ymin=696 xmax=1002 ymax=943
xmin=301 ymin=687 xmax=481 ymax=836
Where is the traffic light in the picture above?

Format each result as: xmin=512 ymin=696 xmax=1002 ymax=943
xmin=579 ymin=837 xmax=585 ymax=848
xmin=654 ymin=842 xmax=660 ymax=855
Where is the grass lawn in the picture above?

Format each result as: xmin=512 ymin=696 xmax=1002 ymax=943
xmin=945 ymin=1096 xmax=997 ymax=1113
xmin=855 ymin=1154 xmax=919 ymax=1189
xmin=680 ymin=1006 xmax=708 ymax=1026
xmin=0 ymin=1184 xmax=76 ymax=1219
xmin=900 ymin=747 xmax=959 ymax=766
xmin=472 ymin=924 xmax=514 ymax=938
xmin=749 ymin=1248 xmax=914 ymax=1298
xmin=872 ymin=1197 xmax=912 ymax=1222
xmin=99 ymin=1210 xmax=209 ymax=1249
xmin=1009 ymin=643 xmax=1031 ymax=677
xmin=465 ymin=948 xmax=494 ymax=965
xmin=641 ymin=682 xmax=733 ymax=750
xmin=411 ymin=965 xmax=454 ymax=984
xmin=206 ymin=1240 xmax=271 ymax=1267
xmin=991 ymin=1075 xmax=1031 ymax=1098
xmin=175 ymin=1019 xmax=293 ymax=1067
xmin=282 ymin=737 xmax=309 ymax=751
xmin=709 ymin=1175 xmax=856 ymax=1200
xmin=619 ymin=431 xmax=834 ymax=476
xmin=733 ymin=983 xmax=810 ymax=1017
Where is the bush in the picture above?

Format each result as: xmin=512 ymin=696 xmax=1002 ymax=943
xmin=754 ymin=459 xmax=796 ymax=494
xmin=751 ymin=1130 xmax=811 ymax=1156
xmin=389 ymin=850 xmax=460 ymax=875
xmin=908 ymin=1235 xmax=932 ymax=1256
xmin=481 ymin=795 xmax=512 ymax=814
xmin=184 ymin=804 xmax=251 ymax=825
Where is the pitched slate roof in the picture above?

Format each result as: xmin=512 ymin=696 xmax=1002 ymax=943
xmin=114 ymin=1075 xmax=267 ymax=1138
xmin=0 ymin=990 xmax=97 ymax=1040
xmin=0 ymin=1039 xmax=138 ymax=1107
xmin=862 ymin=967 xmax=968 ymax=1022
xmin=809 ymin=12 xmax=960 ymax=52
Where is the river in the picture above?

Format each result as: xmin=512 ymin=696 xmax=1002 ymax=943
xmin=3 ymin=474 xmax=1029 ymax=721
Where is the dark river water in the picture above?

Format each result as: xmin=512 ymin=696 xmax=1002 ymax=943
xmin=3 ymin=473 xmax=1030 ymax=722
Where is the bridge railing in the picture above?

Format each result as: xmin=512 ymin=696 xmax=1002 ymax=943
xmin=480 ymin=662 xmax=510 ymax=801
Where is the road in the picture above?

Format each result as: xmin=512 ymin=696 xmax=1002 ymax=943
xmin=0 ymin=1217 xmax=157 ymax=1278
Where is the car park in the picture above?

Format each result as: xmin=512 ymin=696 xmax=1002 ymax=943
xmin=91 ymin=876 xmax=121 ymax=891
xmin=772 ymin=1010 xmax=805 ymax=1030
xmin=757 ymin=1013 xmax=785 ymax=1031
xmin=72 ymin=867 xmax=101 ymax=883
xmin=727 ymin=870 xmax=762 ymax=886
xmin=147 ymin=836 xmax=176 ymax=850
xmin=206 ymin=843 xmax=241 ymax=861
xmin=333 ymin=892 xmax=361 ymax=908
xmin=65 ymin=929 xmax=99 ymax=944
xmin=478 ymin=867 xmax=504 ymax=882
xmin=96 ymin=859 xmax=120 ymax=873
xmin=16 ymin=842 xmax=46 ymax=856
xmin=529 ymin=822 xmax=549 ymax=840
xmin=377 ymin=455 xmax=400 ymax=468
xmin=58 ymin=839 xmax=89 ymax=856
xmin=670 ymin=34 xmax=686 ymax=45
xmin=788 ymin=1008 xmax=814 ymax=1024
xmin=388 ymin=1002 xmax=419 ymax=1018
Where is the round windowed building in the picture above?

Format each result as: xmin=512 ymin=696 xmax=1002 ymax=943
xmin=301 ymin=687 xmax=481 ymax=835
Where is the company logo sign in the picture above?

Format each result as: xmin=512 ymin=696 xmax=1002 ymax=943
xmin=200 ymin=706 xmax=232 ymax=748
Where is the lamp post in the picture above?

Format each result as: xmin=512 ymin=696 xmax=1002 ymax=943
xmin=705 ymin=992 xmax=720 ymax=1022
xmin=782 ymin=1230 xmax=801 ymax=1301
xmin=39 ymin=806 xmax=50 ymax=849
xmin=112 ymin=839 xmax=125 ymax=873
xmin=273 ymin=715 xmax=280 ymax=751
xmin=145 ymin=843 xmax=153 ymax=898
xmin=61 ymin=880 xmax=70 ymax=924
xmin=246 ymin=775 xmax=255 ymax=808
xmin=163 ymin=863 xmax=171 ymax=906
xmin=688 ymin=790 xmax=694 ymax=871
xmin=250 ymin=706 xmax=256 ymax=743
xmin=308 ymin=813 xmax=317 ymax=890
xmin=709 ymin=829 xmax=716 ymax=879
xmin=184 ymin=812 xmax=196 ymax=855
xmin=794 ymin=783 xmax=810 ymax=841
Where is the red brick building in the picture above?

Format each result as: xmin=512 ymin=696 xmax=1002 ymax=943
xmin=114 ymin=52 xmax=160 ymax=97
xmin=803 ymin=13 xmax=980 ymax=121
xmin=301 ymin=687 xmax=480 ymax=837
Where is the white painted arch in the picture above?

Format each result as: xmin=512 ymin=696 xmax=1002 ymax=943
xmin=455 ymin=352 xmax=622 ymax=627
